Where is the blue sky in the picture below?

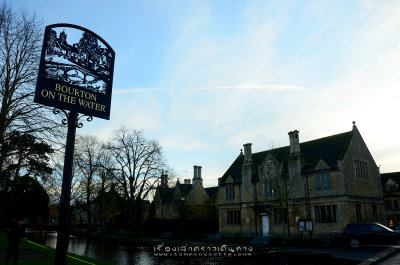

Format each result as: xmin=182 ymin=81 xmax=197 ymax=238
xmin=15 ymin=0 xmax=400 ymax=187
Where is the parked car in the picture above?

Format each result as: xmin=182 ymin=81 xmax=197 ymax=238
xmin=341 ymin=222 xmax=400 ymax=248
xmin=393 ymin=224 xmax=400 ymax=231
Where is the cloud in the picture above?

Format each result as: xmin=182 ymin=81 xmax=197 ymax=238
xmin=188 ymin=84 xmax=307 ymax=91
xmin=80 ymin=1 xmax=400 ymax=184
xmin=171 ymin=1 xmax=400 ymax=177
xmin=113 ymin=88 xmax=167 ymax=94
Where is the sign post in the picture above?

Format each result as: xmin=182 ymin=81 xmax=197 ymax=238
xmin=34 ymin=24 xmax=114 ymax=265
xmin=55 ymin=111 xmax=78 ymax=265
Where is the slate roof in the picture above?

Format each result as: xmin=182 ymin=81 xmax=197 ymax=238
xmin=178 ymin=183 xmax=193 ymax=196
xmin=205 ymin=186 xmax=219 ymax=200
xmin=157 ymin=182 xmax=194 ymax=203
xmin=158 ymin=187 xmax=176 ymax=203
xmin=219 ymin=130 xmax=353 ymax=185
xmin=93 ymin=185 xmax=124 ymax=204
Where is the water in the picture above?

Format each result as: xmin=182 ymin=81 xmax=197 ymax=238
xmin=26 ymin=230 xmax=179 ymax=265
xmin=26 ymin=229 xmax=269 ymax=265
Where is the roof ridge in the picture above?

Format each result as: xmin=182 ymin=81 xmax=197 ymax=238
xmin=381 ymin=172 xmax=400 ymax=175
xmin=251 ymin=130 xmax=352 ymax=156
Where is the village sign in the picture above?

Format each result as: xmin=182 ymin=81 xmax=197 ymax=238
xmin=34 ymin=23 xmax=114 ymax=120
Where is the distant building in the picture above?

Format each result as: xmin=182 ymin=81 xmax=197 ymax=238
xmin=381 ymin=172 xmax=400 ymax=227
xmin=48 ymin=204 xmax=59 ymax=226
xmin=91 ymin=184 xmax=125 ymax=229
xmin=71 ymin=202 xmax=88 ymax=227
xmin=153 ymin=166 xmax=218 ymax=220
xmin=218 ymin=123 xmax=385 ymax=236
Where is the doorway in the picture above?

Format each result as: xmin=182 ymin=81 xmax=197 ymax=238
xmin=262 ymin=215 xmax=269 ymax=236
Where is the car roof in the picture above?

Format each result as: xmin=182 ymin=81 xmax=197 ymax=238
xmin=344 ymin=222 xmax=393 ymax=230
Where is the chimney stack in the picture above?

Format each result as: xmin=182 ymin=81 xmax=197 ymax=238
xmin=288 ymin=130 xmax=300 ymax=154
xmin=243 ymin=143 xmax=252 ymax=164
xmin=192 ymin=165 xmax=203 ymax=186
xmin=193 ymin=165 xmax=197 ymax=179
xmin=160 ymin=170 xmax=168 ymax=187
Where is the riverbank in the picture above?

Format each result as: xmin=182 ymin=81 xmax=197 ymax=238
xmin=0 ymin=231 xmax=113 ymax=265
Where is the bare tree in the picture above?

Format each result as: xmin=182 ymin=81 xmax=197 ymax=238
xmin=74 ymin=134 xmax=104 ymax=229
xmin=0 ymin=2 xmax=63 ymax=177
xmin=45 ymin=154 xmax=84 ymax=205
xmin=264 ymin=146 xmax=298 ymax=245
xmin=96 ymin=147 xmax=114 ymax=192
xmin=105 ymin=127 xmax=166 ymax=234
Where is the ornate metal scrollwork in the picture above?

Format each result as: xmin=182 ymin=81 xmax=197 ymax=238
xmin=76 ymin=114 xmax=93 ymax=128
xmin=53 ymin=108 xmax=69 ymax=125
xmin=53 ymin=108 xmax=93 ymax=128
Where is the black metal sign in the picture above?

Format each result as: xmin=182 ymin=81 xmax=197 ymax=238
xmin=34 ymin=24 xmax=114 ymax=120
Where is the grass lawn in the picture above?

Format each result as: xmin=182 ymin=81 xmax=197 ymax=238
xmin=0 ymin=231 xmax=114 ymax=265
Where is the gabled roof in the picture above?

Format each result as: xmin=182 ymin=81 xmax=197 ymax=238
xmin=92 ymin=185 xmax=124 ymax=205
xmin=219 ymin=130 xmax=353 ymax=185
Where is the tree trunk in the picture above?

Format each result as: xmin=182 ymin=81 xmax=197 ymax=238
xmin=86 ymin=187 xmax=92 ymax=230
xmin=128 ymin=199 xmax=135 ymax=234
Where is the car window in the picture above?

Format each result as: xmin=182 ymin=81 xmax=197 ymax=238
xmin=347 ymin=224 xmax=358 ymax=231
xmin=358 ymin=224 xmax=370 ymax=232
xmin=370 ymin=224 xmax=385 ymax=232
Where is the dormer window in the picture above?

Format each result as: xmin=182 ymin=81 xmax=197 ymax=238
xmin=315 ymin=171 xmax=332 ymax=192
xmin=385 ymin=180 xmax=398 ymax=192
xmin=387 ymin=184 xmax=397 ymax=191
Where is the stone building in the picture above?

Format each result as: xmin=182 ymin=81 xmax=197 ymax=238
xmin=218 ymin=123 xmax=385 ymax=236
xmin=48 ymin=204 xmax=59 ymax=226
xmin=71 ymin=202 xmax=88 ymax=227
xmin=381 ymin=172 xmax=400 ymax=227
xmin=91 ymin=184 xmax=125 ymax=228
xmin=153 ymin=166 xmax=218 ymax=220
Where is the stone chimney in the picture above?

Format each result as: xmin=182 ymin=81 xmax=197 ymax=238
xmin=288 ymin=130 xmax=300 ymax=154
xmin=288 ymin=130 xmax=304 ymax=196
xmin=160 ymin=170 xmax=168 ymax=187
xmin=192 ymin=165 xmax=203 ymax=186
xmin=243 ymin=143 xmax=252 ymax=164
xmin=241 ymin=143 xmax=254 ymax=222
xmin=193 ymin=165 xmax=198 ymax=179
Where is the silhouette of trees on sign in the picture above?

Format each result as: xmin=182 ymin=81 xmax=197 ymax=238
xmin=44 ymin=28 xmax=113 ymax=94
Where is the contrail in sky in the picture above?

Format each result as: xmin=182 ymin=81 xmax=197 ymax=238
xmin=115 ymin=84 xmax=307 ymax=94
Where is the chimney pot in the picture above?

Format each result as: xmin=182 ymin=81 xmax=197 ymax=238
xmin=193 ymin=165 xmax=198 ymax=179
xmin=243 ymin=143 xmax=252 ymax=163
xmin=192 ymin=165 xmax=203 ymax=186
